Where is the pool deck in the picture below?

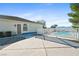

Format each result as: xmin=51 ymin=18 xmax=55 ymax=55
xmin=48 ymin=32 xmax=76 ymax=40
xmin=0 ymin=36 xmax=79 ymax=56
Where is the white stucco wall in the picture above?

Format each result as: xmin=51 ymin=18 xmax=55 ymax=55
xmin=0 ymin=18 xmax=43 ymax=35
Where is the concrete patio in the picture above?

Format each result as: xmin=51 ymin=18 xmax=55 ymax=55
xmin=0 ymin=37 xmax=79 ymax=56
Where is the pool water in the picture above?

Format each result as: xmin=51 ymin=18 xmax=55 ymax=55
xmin=55 ymin=32 xmax=71 ymax=36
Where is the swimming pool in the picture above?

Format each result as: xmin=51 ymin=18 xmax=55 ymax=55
xmin=54 ymin=32 xmax=71 ymax=37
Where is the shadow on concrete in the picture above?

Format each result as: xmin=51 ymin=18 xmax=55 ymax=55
xmin=35 ymin=35 xmax=79 ymax=48
xmin=0 ymin=33 xmax=36 ymax=50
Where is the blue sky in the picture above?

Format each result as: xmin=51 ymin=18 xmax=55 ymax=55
xmin=0 ymin=3 xmax=72 ymax=27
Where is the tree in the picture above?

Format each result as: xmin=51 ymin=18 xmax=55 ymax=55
xmin=51 ymin=24 xmax=58 ymax=28
xmin=37 ymin=20 xmax=46 ymax=29
xmin=51 ymin=24 xmax=58 ymax=32
xmin=68 ymin=3 xmax=79 ymax=40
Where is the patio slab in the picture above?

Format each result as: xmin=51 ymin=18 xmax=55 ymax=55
xmin=42 ymin=39 xmax=70 ymax=48
xmin=2 ymin=37 xmax=44 ymax=50
xmin=46 ymin=48 xmax=79 ymax=56
xmin=0 ymin=37 xmax=79 ymax=56
xmin=0 ymin=49 xmax=46 ymax=56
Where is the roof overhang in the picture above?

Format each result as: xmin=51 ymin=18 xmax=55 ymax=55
xmin=0 ymin=15 xmax=43 ymax=25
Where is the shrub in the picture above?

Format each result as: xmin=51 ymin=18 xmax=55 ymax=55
xmin=4 ymin=31 xmax=12 ymax=37
xmin=0 ymin=32 xmax=4 ymax=38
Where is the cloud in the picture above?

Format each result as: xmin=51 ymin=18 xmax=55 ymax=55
xmin=16 ymin=13 xmax=33 ymax=18
xmin=15 ymin=9 xmax=71 ymax=27
xmin=46 ymin=19 xmax=72 ymax=27
xmin=16 ymin=12 xmax=71 ymax=27
xmin=16 ymin=10 xmax=45 ymax=21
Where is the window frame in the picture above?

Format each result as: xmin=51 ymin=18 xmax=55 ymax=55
xmin=23 ymin=24 xmax=28 ymax=31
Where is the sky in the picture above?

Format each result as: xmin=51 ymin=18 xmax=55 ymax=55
xmin=0 ymin=3 xmax=72 ymax=27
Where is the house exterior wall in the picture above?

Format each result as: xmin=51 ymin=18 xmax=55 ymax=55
xmin=0 ymin=18 xmax=43 ymax=35
xmin=27 ymin=22 xmax=43 ymax=34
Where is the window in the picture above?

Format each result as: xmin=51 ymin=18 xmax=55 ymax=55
xmin=23 ymin=24 xmax=28 ymax=31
